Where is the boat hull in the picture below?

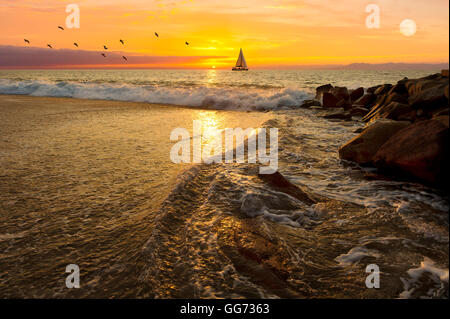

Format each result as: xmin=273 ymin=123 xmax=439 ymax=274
xmin=232 ymin=67 xmax=248 ymax=71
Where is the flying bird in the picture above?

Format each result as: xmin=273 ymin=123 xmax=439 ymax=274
xmin=47 ymin=44 xmax=53 ymax=49
xmin=24 ymin=39 xmax=30 ymax=44
xmin=185 ymin=41 xmax=189 ymax=46
xmin=58 ymin=26 xmax=64 ymax=30
xmin=120 ymin=39 xmax=125 ymax=45
xmin=122 ymin=56 xmax=128 ymax=61
xmin=103 ymin=45 xmax=108 ymax=50
xmin=101 ymin=53 xmax=106 ymax=57
xmin=155 ymin=32 xmax=159 ymax=38
xmin=73 ymin=43 xmax=78 ymax=47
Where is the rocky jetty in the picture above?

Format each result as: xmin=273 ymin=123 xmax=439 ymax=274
xmin=308 ymin=70 xmax=449 ymax=187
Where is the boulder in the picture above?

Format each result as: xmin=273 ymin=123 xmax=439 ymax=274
xmin=315 ymin=84 xmax=333 ymax=99
xmin=350 ymin=87 xmax=364 ymax=102
xmin=320 ymin=109 xmax=352 ymax=120
xmin=336 ymin=98 xmax=352 ymax=110
xmin=432 ymin=106 xmax=449 ymax=118
xmin=258 ymin=171 xmax=316 ymax=205
xmin=338 ymin=119 xmax=410 ymax=165
xmin=397 ymin=110 xmax=416 ymax=122
xmin=365 ymin=102 xmax=411 ymax=122
xmin=362 ymin=93 xmax=409 ymax=122
xmin=373 ymin=116 xmax=449 ymax=185
xmin=352 ymin=93 xmax=376 ymax=109
xmin=408 ymin=75 xmax=449 ymax=109
xmin=350 ymin=106 xmax=370 ymax=117
xmin=384 ymin=92 xmax=409 ymax=105
xmin=322 ymin=92 xmax=339 ymax=108
xmin=331 ymin=86 xmax=350 ymax=102
xmin=374 ymin=84 xmax=393 ymax=96
xmin=387 ymin=83 xmax=408 ymax=95
xmin=367 ymin=85 xmax=382 ymax=94
xmin=300 ymin=99 xmax=322 ymax=108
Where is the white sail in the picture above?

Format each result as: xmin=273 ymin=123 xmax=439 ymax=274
xmin=235 ymin=48 xmax=248 ymax=68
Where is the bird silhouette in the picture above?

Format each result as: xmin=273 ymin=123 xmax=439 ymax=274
xmin=185 ymin=41 xmax=189 ymax=46
xmin=73 ymin=43 xmax=78 ymax=47
xmin=58 ymin=26 xmax=64 ymax=30
xmin=122 ymin=56 xmax=128 ymax=61
xmin=120 ymin=39 xmax=125 ymax=45
xmin=155 ymin=32 xmax=159 ymax=38
xmin=101 ymin=53 xmax=106 ymax=57
xmin=47 ymin=44 xmax=53 ymax=49
xmin=24 ymin=39 xmax=30 ymax=44
xmin=103 ymin=45 xmax=108 ymax=50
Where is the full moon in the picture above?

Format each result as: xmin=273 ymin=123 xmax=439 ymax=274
xmin=399 ymin=19 xmax=417 ymax=37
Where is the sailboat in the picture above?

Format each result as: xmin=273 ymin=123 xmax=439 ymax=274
xmin=232 ymin=48 xmax=248 ymax=71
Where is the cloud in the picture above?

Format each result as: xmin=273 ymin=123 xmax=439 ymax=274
xmin=0 ymin=45 xmax=226 ymax=68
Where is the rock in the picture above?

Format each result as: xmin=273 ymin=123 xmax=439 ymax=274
xmin=402 ymin=73 xmax=448 ymax=109
xmin=322 ymin=92 xmax=339 ymax=108
xmin=300 ymin=99 xmax=322 ymax=108
xmin=315 ymin=84 xmax=333 ymax=99
xmin=374 ymin=84 xmax=393 ymax=96
xmin=336 ymin=98 xmax=352 ymax=110
xmin=258 ymin=171 xmax=315 ymax=205
xmin=338 ymin=119 xmax=410 ymax=165
xmin=365 ymin=102 xmax=411 ymax=122
xmin=384 ymin=92 xmax=409 ymax=105
xmin=352 ymin=93 xmax=376 ymax=109
xmin=350 ymin=87 xmax=364 ymax=102
xmin=367 ymin=85 xmax=382 ymax=94
xmin=432 ymin=106 xmax=449 ymax=118
xmin=331 ymin=86 xmax=350 ymax=102
xmin=373 ymin=116 xmax=449 ymax=185
xmin=442 ymin=69 xmax=449 ymax=77
xmin=408 ymin=75 xmax=449 ymax=109
xmin=387 ymin=83 xmax=408 ymax=95
xmin=350 ymin=106 xmax=369 ymax=117
xmin=319 ymin=109 xmax=352 ymax=120
xmin=362 ymin=93 xmax=409 ymax=122
xmin=397 ymin=110 xmax=416 ymax=122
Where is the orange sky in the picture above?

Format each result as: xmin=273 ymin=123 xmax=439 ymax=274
xmin=0 ymin=0 xmax=448 ymax=68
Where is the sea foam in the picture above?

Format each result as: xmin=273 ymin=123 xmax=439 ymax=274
xmin=0 ymin=79 xmax=312 ymax=110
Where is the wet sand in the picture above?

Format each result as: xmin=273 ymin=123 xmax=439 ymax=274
xmin=0 ymin=94 xmax=270 ymax=298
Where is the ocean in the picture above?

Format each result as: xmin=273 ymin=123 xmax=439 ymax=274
xmin=0 ymin=69 xmax=442 ymax=109
xmin=0 ymin=69 xmax=448 ymax=298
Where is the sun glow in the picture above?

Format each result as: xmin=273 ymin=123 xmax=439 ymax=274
xmin=0 ymin=0 xmax=448 ymax=68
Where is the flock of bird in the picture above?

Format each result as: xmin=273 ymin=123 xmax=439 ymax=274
xmin=23 ymin=26 xmax=191 ymax=62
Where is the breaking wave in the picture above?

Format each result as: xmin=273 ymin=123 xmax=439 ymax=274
xmin=0 ymin=79 xmax=313 ymax=110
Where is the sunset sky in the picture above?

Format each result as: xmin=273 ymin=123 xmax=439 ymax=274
xmin=0 ymin=0 xmax=448 ymax=69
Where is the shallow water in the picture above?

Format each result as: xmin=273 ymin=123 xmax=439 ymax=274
xmin=139 ymin=110 xmax=448 ymax=299
xmin=0 ymin=96 xmax=270 ymax=297
xmin=0 ymin=94 xmax=447 ymax=298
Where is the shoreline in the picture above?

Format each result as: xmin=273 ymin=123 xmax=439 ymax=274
xmin=0 ymin=79 xmax=448 ymax=298
xmin=0 ymin=93 xmax=266 ymax=113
